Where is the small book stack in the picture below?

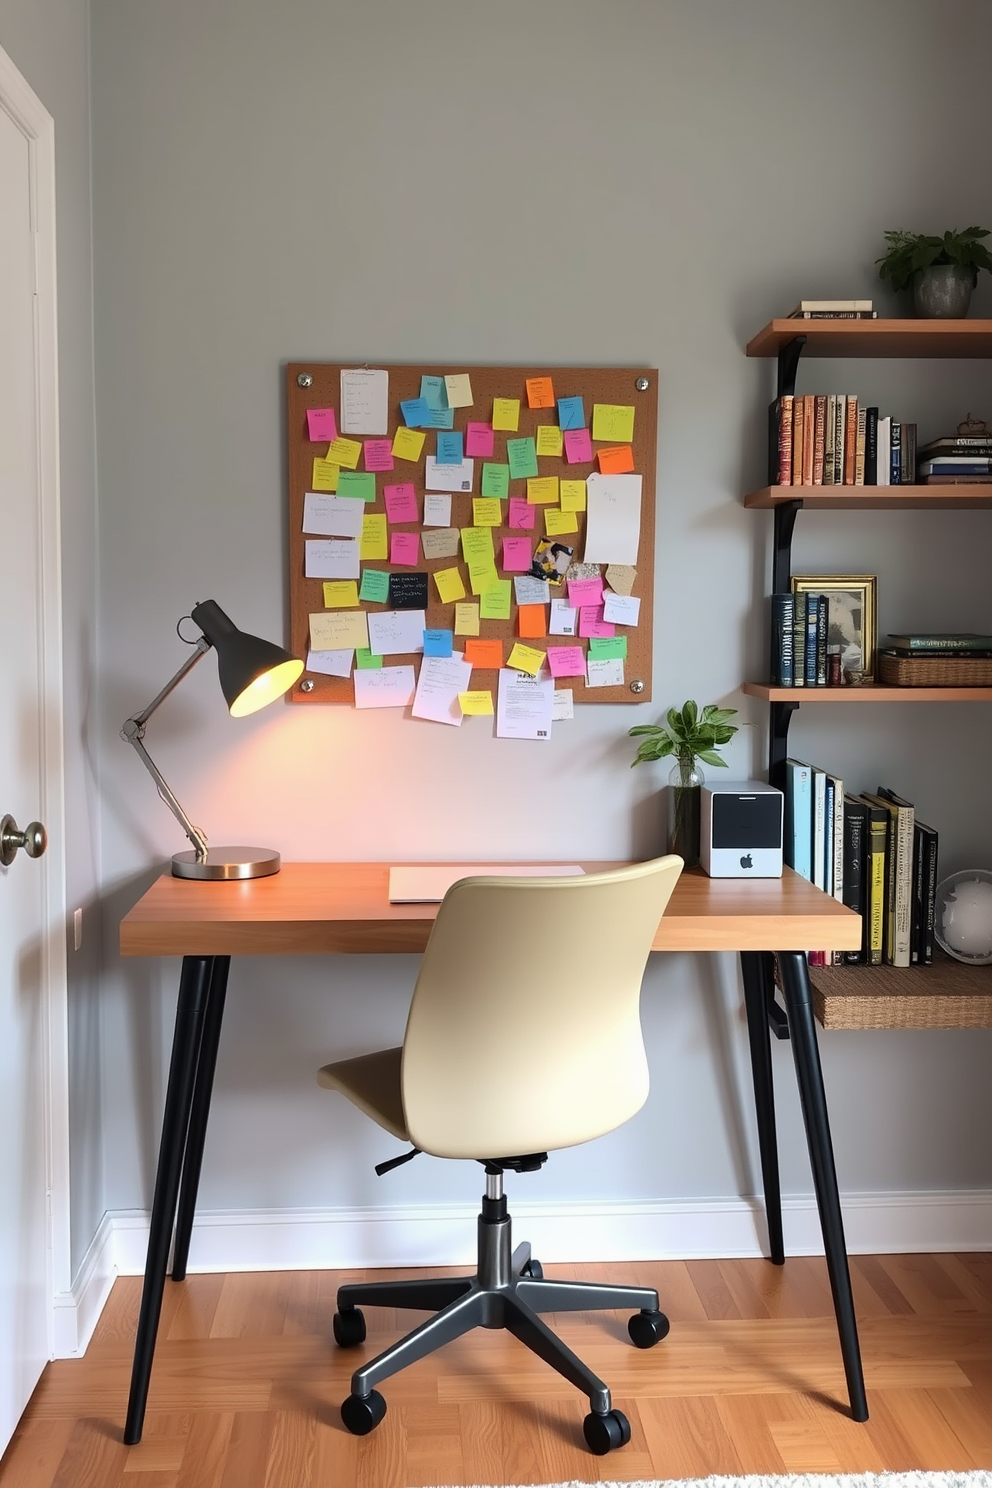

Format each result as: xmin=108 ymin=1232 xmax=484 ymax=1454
xmin=783 ymin=761 xmax=939 ymax=969
xmin=769 ymin=394 xmax=916 ymax=487
xmin=770 ymin=592 xmax=845 ymax=687
xmin=786 ymin=299 xmax=878 ymax=320
xmin=878 ymin=632 xmax=992 ymax=687
xmin=917 ymin=419 xmax=992 ymax=483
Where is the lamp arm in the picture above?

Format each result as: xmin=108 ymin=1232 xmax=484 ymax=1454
xmin=120 ymin=637 xmax=212 ymax=863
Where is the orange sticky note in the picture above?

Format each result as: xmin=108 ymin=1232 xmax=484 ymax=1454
xmin=518 ymin=604 xmax=547 ymax=639
xmin=464 ymin=638 xmax=504 ymax=669
xmin=526 ymin=376 xmax=556 ymax=409
xmin=597 ymin=444 xmax=635 ymax=475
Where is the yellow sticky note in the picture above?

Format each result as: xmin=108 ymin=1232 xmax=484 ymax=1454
xmin=479 ymin=578 xmax=512 ymax=620
xmin=469 ymin=561 xmax=499 ymax=595
xmin=560 ymin=479 xmax=587 ymax=511
xmin=322 ymin=580 xmax=359 ymax=608
xmin=392 ymin=427 xmax=426 ymax=462
xmin=455 ymin=602 xmax=480 ymax=636
xmin=434 ymin=565 xmax=466 ymax=604
xmin=327 ymin=437 xmax=362 ymax=470
xmin=459 ymin=690 xmax=494 ymax=716
xmin=527 ymin=476 xmax=559 ymax=505
xmin=360 ymin=513 xmax=388 ymax=561
xmin=545 ymin=508 xmax=578 ymax=536
xmin=310 ymin=610 xmax=369 ymax=651
xmin=492 ymin=398 xmax=520 ymax=432
xmin=535 ymin=425 xmax=563 ymax=458
xmin=472 ymin=497 xmax=502 ymax=527
xmin=507 ymin=642 xmax=544 ymax=676
xmin=444 ymin=373 xmax=473 ymax=408
xmin=591 ymin=403 xmax=635 ymax=443
xmin=311 ymin=458 xmax=340 ymax=491
xmin=461 ymin=526 xmax=495 ymax=565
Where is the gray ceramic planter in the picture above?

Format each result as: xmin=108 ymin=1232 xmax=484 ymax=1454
xmin=913 ymin=264 xmax=975 ymax=317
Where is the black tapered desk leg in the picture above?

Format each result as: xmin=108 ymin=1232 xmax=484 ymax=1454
xmin=124 ymin=954 xmax=214 ymax=1446
xmin=775 ymin=950 xmax=869 ymax=1422
xmin=739 ymin=950 xmax=785 ymax=1265
xmin=172 ymin=955 xmax=231 ymax=1281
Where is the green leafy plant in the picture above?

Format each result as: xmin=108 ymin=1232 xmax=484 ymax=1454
xmin=876 ymin=227 xmax=992 ymax=293
xmin=629 ymin=700 xmax=738 ymax=785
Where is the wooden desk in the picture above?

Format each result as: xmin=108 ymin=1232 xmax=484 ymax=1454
xmin=119 ymin=863 xmax=866 ymax=1442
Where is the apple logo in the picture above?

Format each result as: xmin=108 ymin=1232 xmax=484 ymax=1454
xmin=740 ymin=854 xmax=753 ymax=869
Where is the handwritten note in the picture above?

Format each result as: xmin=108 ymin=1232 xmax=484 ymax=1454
xmin=579 ymin=604 xmax=615 ymax=639
xmin=597 ymin=444 xmax=635 ymax=475
xmin=592 ymin=403 xmax=635 ymax=443
xmin=392 ymin=427 xmax=426 ymax=462
xmin=423 ymin=629 xmax=454 ymax=657
xmin=327 ymin=436 xmax=362 ymax=469
xmin=508 ymin=497 xmax=536 ymax=530
xmin=602 ymin=591 xmax=641 ymax=626
xmin=425 ymin=455 xmax=474 ymax=493
xmin=469 ymin=561 xmax=499 ymax=596
xmin=421 ymin=375 xmax=447 ymax=412
xmin=355 ymin=648 xmax=382 ymax=670
xmin=461 ymin=527 xmax=494 ymax=565
xmin=459 ymin=690 xmax=494 ymax=716
xmin=305 ymin=539 xmax=360 ymax=580
xmin=507 ymin=437 xmax=539 ymax=480
xmin=421 ymin=527 xmax=461 ymax=561
xmin=436 ymin=430 xmax=464 ymax=466
xmin=413 ymin=653 xmax=474 ymax=726
xmin=527 ymin=476 xmax=559 ymax=504
xmin=501 ymin=537 xmax=532 ymax=572
xmin=546 ymin=645 xmax=586 ymax=678
xmin=302 ymin=493 xmax=363 ymax=537
xmin=401 ymin=397 xmax=431 ymax=427
xmin=553 ymin=688 xmax=575 ymax=720
xmin=464 ymin=638 xmax=503 ymax=669
xmin=481 ymin=463 xmax=510 ymax=499
xmin=306 ymin=408 xmax=337 ymax=442
xmin=367 ymin=609 xmax=426 ymax=656
xmin=359 ymin=569 xmax=390 ymax=604
xmin=526 ymin=376 xmax=555 ymax=408
xmin=388 ymin=572 xmax=428 ymax=609
xmin=473 ymin=497 xmax=503 ymax=527
xmin=390 ymin=531 xmax=419 ymax=566
xmin=340 ymin=369 xmax=389 ymax=435
xmin=584 ymin=473 xmax=642 ymax=566
xmin=322 ymin=580 xmax=360 ymax=608
xmin=589 ymin=635 xmax=627 ymax=660
xmin=337 ymin=471 xmax=376 ymax=502
xmin=560 ymin=479 xmax=587 ymax=511
xmin=311 ymin=459 xmax=340 ymax=491
xmin=354 ymin=665 xmax=416 ymax=709
xmin=306 ymin=647 xmax=352 ymax=677
xmin=545 ymin=508 xmax=578 ymax=536
xmin=606 ymin=563 xmax=636 ymax=596
xmin=309 ymin=610 xmax=368 ymax=651
xmin=423 ymin=493 xmax=452 ymax=526
xmin=557 ymin=396 xmax=585 ymax=431
xmin=563 ymin=428 xmax=593 ymax=464
xmin=465 ymin=423 xmax=495 ymax=458
xmin=363 ymin=439 xmax=394 ymax=472
xmin=586 ymin=657 xmax=625 ymax=687
xmin=384 ymin=482 xmax=418 ymax=523
xmin=454 ymin=602 xmax=480 ymax=636
xmin=479 ymin=579 xmax=512 ymax=621
xmin=360 ymin=514 xmax=388 ymax=560
xmin=535 ymin=425 xmax=563 ymax=458
xmin=433 ymin=566 xmax=466 ymax=604
xmin=492 ymin=398 xmax=520 ymax=432
xmin=566 ymin=576 xmax=604 ymax=607
xmin=444 ymin=373 xmax=473 ymax=408
xmin=507 ymin=642 xmax=545 ymax=676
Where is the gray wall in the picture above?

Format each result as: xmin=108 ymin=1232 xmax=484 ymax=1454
xmin=0 ymin=0 xmax=104 ymax=1275
xmin=87 ymin=1 xmax=992 ymax=1245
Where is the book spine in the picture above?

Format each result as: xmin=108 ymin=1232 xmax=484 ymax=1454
xmin=890 ymin=421 xmax=902 ymax=484
xmin=892 ymin=635 xmax=992 ymax=651
xmin=802 ymin=395 xmax=815 ymax=486
xmin=791 ymin=592 xmax=806 ymax=688
xmin=841 ymin=800 xmax=867 ymax=965
xmin=910 ymin=823 xmax=925 ymax=964
xmin=812 ymin=395 xmax=826 ymax=485
xmin=921 ymin=827 xmax=938 ymax=965
xmin=901 ymin=421 xmax=916 ymax=484
xmin=866 ymin=812 xmax=886 ymax=965
xmin=829 ymin=775 xmax=844 ymax=962
xmin=865 ymin=407 xmax=878 ymax=484
xmin=833 ymin=394 xmax=845 ymax=484
xmin=785 ymin=761 xmax=812 ymax=881
xmin=793 ymin=310 xmax=877 ymax=318
xmin=812 ymin=769 xmax=826 ymax=891
xmin=877 ymin=416 xmax=891 ymax=487
xmin=892 ymin=802 xmax=914 ymax=966
xmin=823 ymin=395 xmax=835 ymax=486
xmin=844 ymin=396 xmax=858 ymax=484
xmin=805 ymin=595 xmax=818 ymax=685
xmin=883 ymin=807 xmax=897 ymax=963
xmin=855 ymin=407 xmax=867 ymax=485
xmin=771 ymin=593 xmax=794 ymax=685
xmin=792 ymin=398 xmax=804 ymax=485
xmin=776 ymin=396 xmax=794 ymax=485
xmin=815 ymin=593 xmax=828 ymax=685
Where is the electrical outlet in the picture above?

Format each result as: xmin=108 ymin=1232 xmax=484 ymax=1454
xmin=73 ymin=907 xmax=82 ymax=951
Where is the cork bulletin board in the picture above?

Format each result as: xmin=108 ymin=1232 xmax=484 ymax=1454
xmin=286 ymin=363 xmax=657 ymax=714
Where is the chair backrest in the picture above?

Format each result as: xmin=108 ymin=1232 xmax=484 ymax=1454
xmin=400 ymin=856 xmax=683 ymax=1160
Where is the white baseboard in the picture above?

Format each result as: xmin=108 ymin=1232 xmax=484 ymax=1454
xmin=55 ymin=1189 xmax=992 ymax=1359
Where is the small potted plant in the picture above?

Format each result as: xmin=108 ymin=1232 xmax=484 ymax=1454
xmin=876 ymin=227 xmax=992 ymax=318
xmin=629 ymin=700 xmax=738 ymax=866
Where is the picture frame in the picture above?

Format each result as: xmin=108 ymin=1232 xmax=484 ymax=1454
xmin=791 ymin=574 xmax=877 ymax=681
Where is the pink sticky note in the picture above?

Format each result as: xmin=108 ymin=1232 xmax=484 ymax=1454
xmin=465 ymin=422 xmax=495 ymax=458
xmin=568 ymin=576 xmax=604 ymax=607
xmin=579 ymin=604 xmax=615 ymax=639
xmin=508 ymin=497 xmax=536 ymax=530
xmin=547 ymin=646 xmax=587 ymax=678
xmin=563 ymin=428 xmax=593 ymax=464
xmin=390 ymin=531 xmax=420 ymax=566
xmin=384 ymin=482 xmax=418 ymax=523
xmin=502 ymin=537 xmax=532 ymax=573
xmin=364 ymin=439 xmax=394 ymax=472
xmin=307 ymin=407 xmax=338 ymax=442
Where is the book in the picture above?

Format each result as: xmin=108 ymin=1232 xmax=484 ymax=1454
xmin=876 ymin=415 xmax=891 ymax=487
xmin=861 ymin=796 xmax=887 ymax=965
xmin=854 ymin=406 xmax=867 ymax=485
xmin=844 ymin=396 xmax=858 ymax=485
xmin=920 ymin=473 xmax=992 ymax=484
xmin=792 ymin=397 xmax=804 ymax=485
xmin=812 ymin=767 xmax=827 ymax=891
xmin=833 ymin=394 xmax=845 ymax=484
xmin=805 ymin=593 xmax=819 ymax=685
xmin=774 ymin=395 xmax=793 ymax=485
xmin=876 ymin=787 xmax=916 ymax=968
xmin=841 ymin=794 xmax=868 ymax=964
xmin=886 ymin=632 xmax=992 ymax=651
xmin=791 ymin=591 xmax=806 ymax=688
xmin=784 ymin=759 xmax=813 ymax=881
xmin=883 ymin=646 xmax=992 ymax=658
xmin=802 ymin=395 xmax=815 ymax=486
xmin=788 ymin=300 xmax=873 ymax=314
xmin=812 ymin=395 xmax=826 ymax=485
xmin=865 ymin=406 xmax=878 ymax=484
xmin=815 ymin=593 xmax=828 ymax=685
xmin=900 ymin=422 xmax=916 ymax=485
xmin=771 ymin=593 xmax=794 ymax=685
xmin=890 ymin=420 xmax=901 ymax=484
xmin=828 ymin=773 xmax=845 ymax=962
xmin=789 ymin=311 xmax=878 ymax=319
xmin=919 ymin=457 xmax=992 ymax=475
xmin=915 ymin=821 xmax=939 ymax=966
xmin=823 ymin=394 xmax=835 ymax=486
xmin=918 ymin=435 xmax=992 ymax=454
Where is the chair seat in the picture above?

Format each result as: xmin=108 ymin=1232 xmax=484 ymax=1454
xmin=318 ymin=1047 xmax=409 ymax=1141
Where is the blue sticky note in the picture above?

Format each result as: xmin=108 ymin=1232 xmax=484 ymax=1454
xmin=557 ymin=396 xmax=585 ymax=431
xmin=423 ymin=628 xmax=454 ymax=658
xmin=401 ymin=397 xmax=431 ymax=427
xmin=436 ymin=431 xmax=464 ymax=466
xmin=421 ymin=375 xmax=448 ymax=412
xmin=425 ymin=405 xmax=455 ymax=429
xmin=359 ymin=568 xmax=390 ymax=604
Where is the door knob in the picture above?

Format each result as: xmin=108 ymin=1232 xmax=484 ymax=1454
xmin=0 ymin=814 xmax=48 ymax=867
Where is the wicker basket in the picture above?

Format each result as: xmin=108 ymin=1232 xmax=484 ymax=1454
xmin=878 ymin=650 xmax=992 ymax=687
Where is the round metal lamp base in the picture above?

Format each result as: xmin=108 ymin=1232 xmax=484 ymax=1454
xmin=171 ymin=847 xmax=281 ymax=881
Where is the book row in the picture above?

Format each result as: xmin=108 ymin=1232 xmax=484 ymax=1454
xmin=784 ymin=760 xmax=939 ymax=969
xmin=770 ymin=592 xmax=852 ymax=687
xmin=769 ymin=394 xmax=917 ymax=487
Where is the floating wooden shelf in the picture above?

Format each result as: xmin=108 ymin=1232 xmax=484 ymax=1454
xmin=744 ymin=484 xmax=992 ymax=510
xmin=746 ymin=318 xmax=992 ymax=359
xmin=743 ymin=682 xmax=992 ymax=703
xmin=809 ymin=957 xmax=992 ymax=1030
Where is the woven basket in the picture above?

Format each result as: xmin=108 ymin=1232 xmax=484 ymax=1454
xmin=878 ymin=651 xmax=992 ymax=687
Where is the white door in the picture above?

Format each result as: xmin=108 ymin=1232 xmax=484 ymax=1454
xmin=0 ymin=47 xmax=67 ymax=1450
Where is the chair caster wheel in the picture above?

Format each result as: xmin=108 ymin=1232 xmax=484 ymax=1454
xmin=628 ymin=1308 xmax=669 ymax=1348
xmin=333 ymin=1308 xmax=367 ymax=1348
xmin=522 ymin=1258 xmax=544 ymax=1278
xmin=583 ymin=1407 xmax=630 ymax=1455
xmin=341 ymin=1388 xmax=386 ymax=1436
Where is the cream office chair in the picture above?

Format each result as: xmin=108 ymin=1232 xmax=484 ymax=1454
xmin=318 ymin=855 xmax=683 ymax=1456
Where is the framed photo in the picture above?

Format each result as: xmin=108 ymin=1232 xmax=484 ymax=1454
xmin=791 ymin=574 xmax=877 ymax=681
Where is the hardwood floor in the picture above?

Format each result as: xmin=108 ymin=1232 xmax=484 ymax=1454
xmin=3 ymin=1252 xmax=992 ymax=1486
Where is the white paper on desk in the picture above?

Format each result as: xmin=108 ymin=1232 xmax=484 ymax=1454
xmin=354 ymin=665 xmax=416 ymax=709
xmin=367 ymin=608 xmax=426 ymax=656
xmin=305 ymin=537 xmax=360 ymax=579
xmin=425 ymin=455 xmax=475 ymax=493
xmin=302 ymin=492 xmax=364 ymax=538
xmin=584 ymin=474 xmax=642 ymax=566
xmin=306 ymin=647 xmax=354 ymax=677
xmin=549 ymin=598 xmax=577 ymax=635
xmin=340 ymin=368 xmax=389 ymax=435
xmin=423 ymin=493 xmax=452 ymax=527
xmin=602 ymin=591 xmax=641 ymax=626
xmin=496 ymin=668 xmax=554 ymax=740
xmin=552 ymin=688 xmax=574 ymax=720
xmin=412 ymin=653 xmax=473 ymax=726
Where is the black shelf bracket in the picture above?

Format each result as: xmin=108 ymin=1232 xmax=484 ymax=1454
xmin=767 ymin=994 xmax=790 ymax=1040
xmin=772 ymin=499 xmax=800 ymax=595
xmin=769 ymin=700 xmax=799 ymax=791
xmin=776 ymin=335 xmax=806 ymax=399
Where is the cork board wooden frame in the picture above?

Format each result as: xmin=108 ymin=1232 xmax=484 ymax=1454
xmin=286 ymin=363 xmax=657 ymax=705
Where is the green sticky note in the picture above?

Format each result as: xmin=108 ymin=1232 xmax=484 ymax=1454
xmin=337 ymin=471 xmax=376 ymax=501
xmin=359 ymin=569 xmax=390 ymax=603
xmin=506 ymin=437 xmax=539 ymax=481
xmin=479 ymin=578 xmax=512 ymax=621
xmin=355 ymin=648 xmax=383 ymax=670
xmin=481 ymin=462 xmax=510 ymax=498
xmin=589 ymin=635 xmax=628 ymax=660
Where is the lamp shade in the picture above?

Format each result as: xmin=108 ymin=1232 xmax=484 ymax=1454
xmin=191 ymin=599 xmax=303 ymax=716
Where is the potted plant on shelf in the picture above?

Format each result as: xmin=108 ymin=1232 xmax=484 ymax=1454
xmin=876 ymin=226 xmax=992 ymax=318
xmin=629 ymin=700 xmax=738 ymax=867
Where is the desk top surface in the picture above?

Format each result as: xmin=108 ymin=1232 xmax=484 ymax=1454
xmin=119 ymin=862 xmax=860 ymax=957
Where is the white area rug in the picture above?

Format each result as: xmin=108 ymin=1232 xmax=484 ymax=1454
xmin=437 ymin=1474 xmax=992 ymax=1488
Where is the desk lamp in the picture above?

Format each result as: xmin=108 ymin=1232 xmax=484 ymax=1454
xmin=121 ymin=599 xmax=303 ymax=880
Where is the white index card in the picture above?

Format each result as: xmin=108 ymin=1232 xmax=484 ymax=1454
xmin=423 ymin=493 xmax=452 ymax=526
xmin=549 ymin=598 xmax=577 ymax=635
xmin=584 ymin=474 xmax=642 ymax=566
xmin=340 ymin=368 xmax=389 ymax=435
xmin=552 ymin=689 xmax=575 ymax=720
xmin=354 ymin=665 xmax=416 ymax=709
xmin=306 ymin=648 xmax=354 ymax=677
xmin=586 ymin=657 xmax=625 ymax=688
xmin=304 ymin=538 xmax=360 ymax=579
xmin=412 ymin=653 xmax=474 ymax=726
xmin=367 ymin=609 xmax=426 ymax=656
xmin=602 ymin=592 xmax=641 ymax=626
xmin=425 ymin=455 xmax=475 ymax=493
xmin=302 ymin=493 xmax=364 ymax=538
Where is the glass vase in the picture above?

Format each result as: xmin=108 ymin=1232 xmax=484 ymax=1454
xmin=667 ymin=759 xmax=704 ymax=866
